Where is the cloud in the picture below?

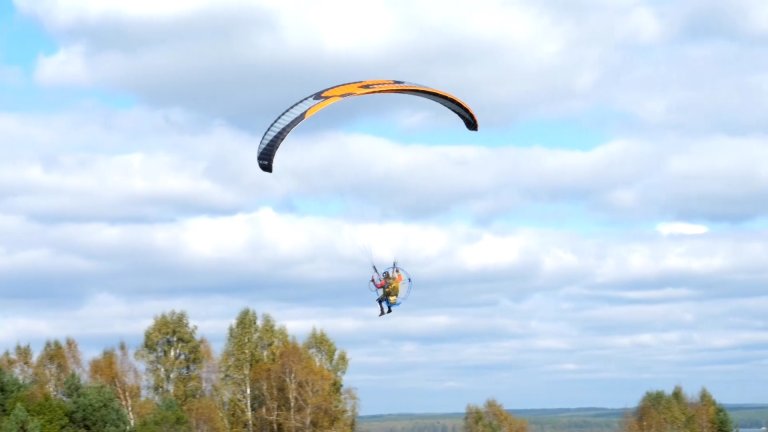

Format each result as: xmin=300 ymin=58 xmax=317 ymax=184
xmin=1 ymin=197 xmax=766 ymax=315
xmin=2 ymin=108 xmax=768 ymax=225
xmin=188 ymin=130 xmax=768 ymax=223
xmin=1 ymin=200 xmax=767 ymax=412
xmin=656 ymin=222 xmax=709 ymax=236
xmin=18 ymin=0 xmax=768 ymax=133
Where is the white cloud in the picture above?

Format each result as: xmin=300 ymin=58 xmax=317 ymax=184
xmin=34 ymin=44 xmax=91 ymax=86
xmin=656 ymin=222 xmax=709 ymax=236
xmin=2 ymin=108 xmax=768 ymax=224
xmin=15 ymin=0 xmax=219 ymax=22
xmin=23 ymin=0 xmax=768 ymax=132
xmin=1 ymin=208 xmax=766 ymax=412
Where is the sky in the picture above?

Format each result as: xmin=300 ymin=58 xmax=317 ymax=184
xmin=1 ymin=0 xmax=767 ymax=416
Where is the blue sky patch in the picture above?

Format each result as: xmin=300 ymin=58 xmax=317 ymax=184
xmin=0 ymin=1 xmax=137 ymax=112
xmin=0 ymin=0 xmax=55 ymax=72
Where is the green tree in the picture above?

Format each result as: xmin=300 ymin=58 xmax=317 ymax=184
xmin=670 ymin=386 xmax=692 ymax=431
xmin=622 ymin=386 xmax=735 ymax=432
xmin=63 ymin=373 xmax=130 ymax=432
xmin=464 ymin=399 xmax=528 ymax=432
xmin=135 ymin=398 xmax=191 ymax=432
xmin=0 ymin=367 xmax=26 ymax=417
xmin=23 ymin=394 xmax=69 ymax=432
xmin=712 ymin=405 xmax=734 ymax=432
xmin=628 ymin=387 xmax=690 ymax=432
xmin=135 ymin=310 xmax=203 ymax=406
xmin=693 ymin=388 xmax=734 ymax=432
xmin=1 ymin=403 xmax=41 ymax=432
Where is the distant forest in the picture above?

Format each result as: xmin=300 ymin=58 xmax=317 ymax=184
xmin=358 ymin=401 xmax=768 ymax=432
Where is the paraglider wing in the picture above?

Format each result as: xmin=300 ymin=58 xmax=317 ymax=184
xmin=257 ymin=79 xmax=478 ymax=173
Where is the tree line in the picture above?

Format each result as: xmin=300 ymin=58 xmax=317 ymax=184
xmin=358 ymin=386 xmax=735 ymax=432
xmin=461 ymin=387 xmax=734 ymax=432
xmin=0 ymin=308 xmax=357 ymax=431
xmin=0 ymin=307 xmax=737 ymax=432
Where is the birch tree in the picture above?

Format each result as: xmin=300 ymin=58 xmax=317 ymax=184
xmin=220 ymin=308 xmax=288 ymax=432
xmin=0 ymin=344 xmax=34 ymax=384
xmin=135 ymin=310 xmax=203 ymax=406
xmin=33 ymin=339 xmax=81 ymax=398
xmin=89 ymin=341 xmax=142 ymax=428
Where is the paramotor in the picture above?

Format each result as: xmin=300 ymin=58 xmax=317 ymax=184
xmin=369 ymin=263 xmax=413 ymax=308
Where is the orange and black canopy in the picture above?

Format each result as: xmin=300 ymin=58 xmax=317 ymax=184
xmin=258 ymin=79 xmax=478 ymax=173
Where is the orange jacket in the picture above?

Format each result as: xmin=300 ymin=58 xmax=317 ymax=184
xmin=374 ymin=271 xmax=403 ymax=291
